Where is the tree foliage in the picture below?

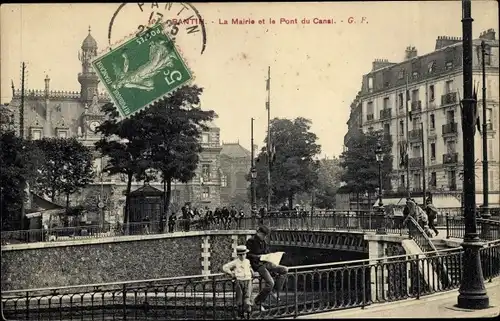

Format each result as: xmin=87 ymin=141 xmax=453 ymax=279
xmin=0 ymin=131 xmax=44 ymax=230
xmin=33 ymin=137 xmax=94 ymax=208
xmin=95 ymin=85 xmax=214 ymax=225
xmin=253 ymin=117 xmax=321 ymax=209
xmin=339 ymin=129 xmax=393 ymax=195
xmin=314 ymin=157 xmax=344 ymax=209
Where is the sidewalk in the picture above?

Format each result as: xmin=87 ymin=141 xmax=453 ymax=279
xmin=296 ymin=279 xmax=500 ymax=319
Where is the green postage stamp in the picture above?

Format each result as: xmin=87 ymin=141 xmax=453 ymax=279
xmin=92 ymin=24 xmax=193 ymax=118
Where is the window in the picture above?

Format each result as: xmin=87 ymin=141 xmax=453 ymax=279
xmin=489 ymin=170 xmax=494 ymax=190
xmin=398 ymin=93 xmax=404 ymax=108
xmin=411 ymin=89 xmax=419 ymax=102
xmin=413 ymin=173 xmax=421 ymax=189
xmin=368 ymin=77 xmax=373 ymax=93
xmin=448 ymin=170 xmax=456 ymax=189
xmin=484 ymin=47 xmax=491 ymax=66
xmin=413 ymin=145 xmax=421 ymax=158
xmin=446 ymin=140 xmax=456 ymax=153
xmin=430 ymin=172 xmax=437 ymax=187
xmin=367 ymin=101 xmax=374 ymax=115
xmin=399 ymin=120 xmax=404 ymax=135
xmin=430 ymin=114 xmax=435 ymax=129
xmin=31 ymin=129 xmax=42 ymax=140
xmin=398 ymin=70 xmax=405 ymax=79
xmin=383 ymin=123 xmax=390 ymax=136
xmin=488 ymin=139 xmax=494 ymax=160
xmin=446 ymin=110 xmax=455 ymax=123
xmin=445 ymin=61 xmax=453 ymax=70
xmin=429 ymin=85 xmax=435 ymax=101
xmin=57 ymin=130 xmax=68 ymax=138
xmin=221 ymin=174 xmax=227 ymax=187
xmin=445 ymin=80 xmax=453 ymax=94
xmin=412 ymin=116 xmax=420 ymax=130
xmin=428 ymin=61 xmax=436 ymax=73
xmin=202 ymin=186 xmax=210 ymax=199
xmin=202 ymin=164 xmax=210 ymax=181
xmin=412 ymin=71 xmax=419 ymax=79
xmin=486 ymin=107 xmax=492 ymax=124
xmin=400 ymin=174 xmax=405 ymax=186
xmin=430 ymin=143 xmax=436 ymax=159
xmin=201 ymin=133 xmax=209 ymax=144
xmin=383 ymin=97 xmax=390 ymax=109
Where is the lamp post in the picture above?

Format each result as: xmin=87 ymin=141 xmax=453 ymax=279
xmin=457 ymin=0 xmax=489 ymax=309
xmin=375 ymin=143 xmax=386 ymax=234
xmin=251 ymin=168 xmax=257 ymax=211
xmin=479 ymin=40 xmax=491 ymax=240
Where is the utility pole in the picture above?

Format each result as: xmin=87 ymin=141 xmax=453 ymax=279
xmin=421 ymin=122 xmax=426 ymax=204
xmin=20 ymin=62 xmax=26 ymax=139
xmin=250 ymin=118 xmax=257 ymax=212
xmin=457 ymin=0 xmax=489 ymax=309
xmin=480 ymin=41 xmax=490 ymax=226
xmin=266 ymin=66 xmax=272 ymax=211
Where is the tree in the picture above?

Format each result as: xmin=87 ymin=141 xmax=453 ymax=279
xmin=339 ymin=129 xmax=393 ymax=205
xmin=0 ymin=131 xmax=44 ymax=231
xmin=141 ymin=85 xmax=215 ymax=218
xmin=33 ymin=138 xmax=94 ymax=209
xmin=95 ymin=103 xmax=151 ymax=226
xmin=314 ymin=157 xmax=344 ymax=209
xmin=253 ymin=117 xmax=321 ymax=209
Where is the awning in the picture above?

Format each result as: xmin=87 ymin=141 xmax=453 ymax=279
xmin=372 ymin=198 xmax=407 ymax=208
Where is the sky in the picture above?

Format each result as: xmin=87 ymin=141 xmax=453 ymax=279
xmin=1 ymin=1 xmax=498 ymax=158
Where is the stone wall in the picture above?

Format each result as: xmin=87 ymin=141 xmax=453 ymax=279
xmin=1 ymin=230 xmax=254 ymax=291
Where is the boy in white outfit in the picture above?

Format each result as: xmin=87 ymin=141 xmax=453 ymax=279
xmin=222 ymin=245 xmax=254 ymax=318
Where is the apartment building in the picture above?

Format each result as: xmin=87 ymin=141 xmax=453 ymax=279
xmin=344 ymin=29 xmax=499 ymax=206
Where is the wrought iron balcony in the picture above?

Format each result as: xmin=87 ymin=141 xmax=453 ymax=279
xmin=442 ymin=122 xmax=458 ymax=136
xmin=441 ymin=92 xmax=458 ymax=106
xmin=443 ymin=152 xmax=458 ymax=164
xmin=408 ymin=157 xmax=423 ymax=168
xmin=411 ymin=100 xmax=422 ymax=112
xmin=409 ymin=128 xmax=423 ymax=141
xmin=380 ymin=108 xmax=392 ymax=120
xmin=367 ymin=114 xmax=374 ymax=121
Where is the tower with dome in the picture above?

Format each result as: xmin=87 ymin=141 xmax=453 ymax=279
xmin=4 ymin=27 xmax=224 ymax=225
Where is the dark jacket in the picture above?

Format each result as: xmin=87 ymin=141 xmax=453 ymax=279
xmin=246 ymin=235 xmax=270 ymax=270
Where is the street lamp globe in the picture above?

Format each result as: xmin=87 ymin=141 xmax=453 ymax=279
xmin=375 ymin=143 xmax=384 ymax=163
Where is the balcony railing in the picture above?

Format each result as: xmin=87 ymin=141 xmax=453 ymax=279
xmin=441 ymin=92 xmax=458 ymax=106
xmin=380 ymin=108 xmax=392 ymax=119
xmin=442 ymin=122 xmax=458 ymax=136
xmin=443 ymin=152 xmax=458 ymax=164
xmin=408 ymin=157 xmax=423 ymax=168
xmin=411 ymin=100 xmax=422 ymax=112
xmin=367 ymin=114 xmax=374 ymax=121
xmin=409 ymin=128 xmax=423 ymax=141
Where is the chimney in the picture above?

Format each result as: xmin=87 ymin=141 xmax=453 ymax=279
xmin=404 ymin=46 xmax=418 ymax=60
xmin=435 ymin=36 xmax=462 ymax=50
xmin=44 ymin=75 xmax=50 ymax=97
xmin=371 ymin=59 xmax=394 ymax=71
xmin=479 ymin=28 xmax=496 ymax=40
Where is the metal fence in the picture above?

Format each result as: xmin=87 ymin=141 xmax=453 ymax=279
xmin=445 ymin=217 xmax=500 ymax=241
xmin=2 ymin=240 xmax=499 ymax=320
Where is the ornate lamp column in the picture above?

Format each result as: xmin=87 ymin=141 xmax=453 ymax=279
xmin=375 ymin=143 xmax=386 ymax=234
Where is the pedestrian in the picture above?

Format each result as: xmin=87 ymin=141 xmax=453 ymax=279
xmin=222 ymin=245 xmax=254 ymax=319
xmin=222 ymin=206 xmax=230 ymax=228
xmin=168 ymin=212 xmax=177 ymax=233
xmin=425 ymin=199 xmax=439 ymax=237
xmin=246 ymin=226 xmax=288 ymax=311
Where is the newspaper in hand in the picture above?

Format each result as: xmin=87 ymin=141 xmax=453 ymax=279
xmin=260 ymin=252 xmax=285 ymax=265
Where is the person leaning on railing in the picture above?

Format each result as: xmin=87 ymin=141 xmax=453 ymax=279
xmin=246 ymin=226 xmax=288 ymax=311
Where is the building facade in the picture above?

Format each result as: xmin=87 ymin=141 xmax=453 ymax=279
xmin=219 ymin=142 xmax=252 ymax=207
xmin=5 ymin=28 xmax=223 ymax=223
xmin=344 ymin=29 xmax=500 ymax=207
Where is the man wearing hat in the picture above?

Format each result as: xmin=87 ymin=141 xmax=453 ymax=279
xmin=246 ymin=226 xmax=288 ymax=311
xmin=223 ymin=245 xmax=254 ymax=318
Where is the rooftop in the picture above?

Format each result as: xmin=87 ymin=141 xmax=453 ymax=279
xmin=221 ymin=142 xmax=251 ymax=158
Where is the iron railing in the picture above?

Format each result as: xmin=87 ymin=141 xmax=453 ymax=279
xmin=2 ymin=242 xmax=499 ymax=320
xmin=0 ymin=209 xmax=485 ymax=245
xmin=446 ymin=216 xmax=500 ymax=241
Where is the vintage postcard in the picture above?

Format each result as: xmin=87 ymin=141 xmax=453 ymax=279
xmin=1 ymin=2 xmax=499 ymax=320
